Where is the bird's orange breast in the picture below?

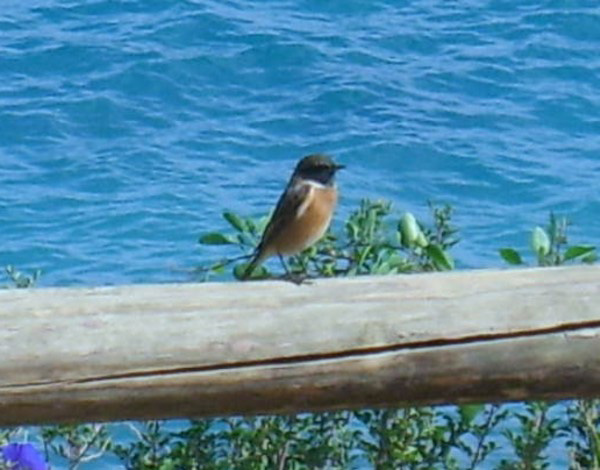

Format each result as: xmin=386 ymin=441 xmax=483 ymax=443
xmin=271 ymin=185 xmax=337 ymax=256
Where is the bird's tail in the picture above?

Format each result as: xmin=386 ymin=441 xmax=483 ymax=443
xmin=241 ymin=249 xmax=266 ymax=280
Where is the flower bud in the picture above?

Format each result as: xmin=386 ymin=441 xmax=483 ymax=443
xmin=415 ymin=230 xmax=429 ymax=248
xmin=531 ymin=226 xmax=550 ymax=256
xmin=400 ymin=212 xmax=420 ymax=247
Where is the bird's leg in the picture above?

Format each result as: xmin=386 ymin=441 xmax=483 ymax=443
xmin=278 ymin=254 xmax=308 ymax=285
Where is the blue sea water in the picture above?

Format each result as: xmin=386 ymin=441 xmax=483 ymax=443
xmin=1 ymin=0 xmax=599 ymax=468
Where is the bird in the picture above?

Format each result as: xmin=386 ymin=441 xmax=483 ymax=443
xmin=242 ymin=154 xmax=344 ymax=281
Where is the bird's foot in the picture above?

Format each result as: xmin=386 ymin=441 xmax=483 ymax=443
xmin=280 ymin=272 xmax=312 ymax=285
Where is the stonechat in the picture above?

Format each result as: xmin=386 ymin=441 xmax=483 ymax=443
xmin=242 ymin=154 xmax=344 ymax=280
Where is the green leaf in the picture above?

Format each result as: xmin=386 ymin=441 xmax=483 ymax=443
xmin=255 ymin=215 xmax=271 ymax=235
xmin=223 ymin=211 xmax=248 ymax=232
xmin=459 ymin=404 xmax=484 ymax=424
xmin=347 ymin=220 xmax=359 ymax=240
xmin=563 ymin=245 xmax=596 ymax=262
xmin=373 ymin=261 xmax=391 ymax=274
xmin=234 ymin=263 xmax=269 ymax=280
xmin=211 ymin=262 xmax=227 ymax=274
xmin=236 ymin=232 xmax=257 ymax=247
xmin=199 ymin=232 xmax=236 ymax=245
xmin=582 ymin=253 xmax=598 ymax=264
xmin=387 ymin=254 xmax=409 ymax=270
xmin=499 ymin=248 xmax=523 ymax=265
xmin=426 ymin=244 xmax=454 ymax=271
xmin=159 ymin=459 xmax=176 ymax=470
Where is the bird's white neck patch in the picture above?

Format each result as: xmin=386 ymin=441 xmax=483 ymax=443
xmin=304 ymin=180 xmax=328 ymax=189
xmin=295 ymin=183 xmax=315 ymax=219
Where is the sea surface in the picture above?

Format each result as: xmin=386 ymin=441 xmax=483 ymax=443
xmin=1 ymin=0 xmax=599 ymax=468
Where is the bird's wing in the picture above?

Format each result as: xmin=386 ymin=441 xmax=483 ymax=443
xmin=258 ymin=180 xmax=311 ymax=251
xmin=242 ymin=180 xmax=311 ymax=279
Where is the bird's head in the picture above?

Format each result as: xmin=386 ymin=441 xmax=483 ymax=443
xmin=293 ymin=154 xmax=344 ymax=186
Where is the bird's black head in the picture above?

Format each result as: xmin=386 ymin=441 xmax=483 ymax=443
xmin=293 ymin=154 xmax=344 ymax=186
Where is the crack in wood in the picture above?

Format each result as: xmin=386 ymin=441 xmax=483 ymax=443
xmin=2 ymin=318 xmax=598 ymax=390
xmin=51 ymin=318 xmax=600 ymax=387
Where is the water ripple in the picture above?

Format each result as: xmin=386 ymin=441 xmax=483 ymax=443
xmin=1 ymin=0 xmax=599 ymax=287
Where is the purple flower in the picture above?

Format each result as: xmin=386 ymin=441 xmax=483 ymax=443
xmin=1 ymin=443 xmax=46 ymax=470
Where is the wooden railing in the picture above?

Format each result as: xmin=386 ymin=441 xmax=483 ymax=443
xmin=1 ymin=265 xmax=600 ymax=425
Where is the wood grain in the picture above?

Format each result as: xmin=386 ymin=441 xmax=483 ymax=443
xmin=1 ymin=265 xmax=599 ymax=425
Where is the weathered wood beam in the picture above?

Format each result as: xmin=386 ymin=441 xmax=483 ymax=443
xmin=1 ymin=265 xmax=600 ymax=425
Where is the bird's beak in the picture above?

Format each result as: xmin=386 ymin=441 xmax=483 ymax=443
xmin=334 ymin=163 xmax=345 ymax=171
